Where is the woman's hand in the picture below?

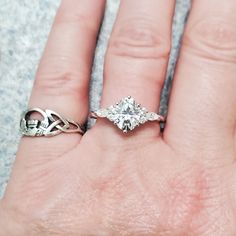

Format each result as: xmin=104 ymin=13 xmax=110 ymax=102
xmin=1 ymin=0 xmax=236 ymax=235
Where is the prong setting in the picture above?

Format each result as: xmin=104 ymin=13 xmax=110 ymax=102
xmin=91 ymin=96 xmax=165 ymax=133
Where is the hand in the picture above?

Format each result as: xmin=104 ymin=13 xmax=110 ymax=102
xmin=1 ymin=0 xmax=236 ymax=235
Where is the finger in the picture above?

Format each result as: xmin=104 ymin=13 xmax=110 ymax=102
xmin=94 ymin=0 xmax=175 ymax=138
xmin=165 ymin=0 xmax=236 ymax=160
xmin=3 ymin=0 xmax=105 ymax=207
xmin=17 ymin=0 xmax=105 ymax=160
xmin=31 ymin=0 xmax=105 ymax=125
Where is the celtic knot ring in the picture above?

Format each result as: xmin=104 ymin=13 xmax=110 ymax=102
xmin=90 ymin=96 xmax=165 ymax=133
xmin=20 ymin=108 xmax=85 ymax=137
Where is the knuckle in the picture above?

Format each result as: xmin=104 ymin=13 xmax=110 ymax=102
xmin=108 ymin=18 xmax=171 ymax=60
xmin=56 ymin=5 xmax=97 ymax=34
xmin=35 ymin=61 xmax=87 ymax=97
xmin=184 ymin=17 xmax=236 ymax=62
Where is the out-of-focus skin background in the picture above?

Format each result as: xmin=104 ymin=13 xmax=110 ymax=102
xmin=0 ymin=0 xmax=191 ymax=198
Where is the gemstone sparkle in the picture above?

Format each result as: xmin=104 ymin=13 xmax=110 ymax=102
xmin=104 ymin=96 xmax=148 ymax=132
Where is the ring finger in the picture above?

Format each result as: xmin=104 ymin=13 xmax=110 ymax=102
xmin=93 ymin=0 xmax=175 ymax=139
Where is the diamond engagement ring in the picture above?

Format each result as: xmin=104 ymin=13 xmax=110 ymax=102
xmin=90 ymin=96 xmax=165 ymax=133
xmin=20 ymin=108 xmax=85 ymax=137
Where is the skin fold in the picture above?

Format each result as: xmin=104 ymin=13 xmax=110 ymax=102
xmin=1 ymin=0 xmax=236 ymax=235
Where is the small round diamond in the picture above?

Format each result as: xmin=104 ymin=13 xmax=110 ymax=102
xmin=146 ymin=112 xmax=160 ymax=121
xmin=96 ymin=109 xmax=108 ymax=117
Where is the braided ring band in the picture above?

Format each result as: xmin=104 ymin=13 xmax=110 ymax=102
xmin=20 ymin=108 xmax=85 ymax=137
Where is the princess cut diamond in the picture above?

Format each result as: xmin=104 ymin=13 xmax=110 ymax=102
xmin=105 ymin=96 xmax=148 ymax=133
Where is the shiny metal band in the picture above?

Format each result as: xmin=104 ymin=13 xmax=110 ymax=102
xmin=20 ymin=108 xmax=85 ymax=137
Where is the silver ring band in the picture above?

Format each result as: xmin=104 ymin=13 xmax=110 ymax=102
xmin=20 ymin=108 xmax=85 ymax=137
xmin=90 ymin=96 xmax=165 ymax=133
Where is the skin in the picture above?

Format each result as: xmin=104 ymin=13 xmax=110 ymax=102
xmin=1 ymin=0 xmax=236 ymax=235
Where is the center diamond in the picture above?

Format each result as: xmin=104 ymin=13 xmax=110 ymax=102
xmin=106 ymin=96 xmax=148 ymax=133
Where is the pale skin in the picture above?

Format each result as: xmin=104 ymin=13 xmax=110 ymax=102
xmin=1 ymin=0 xmax=236 ymax=235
